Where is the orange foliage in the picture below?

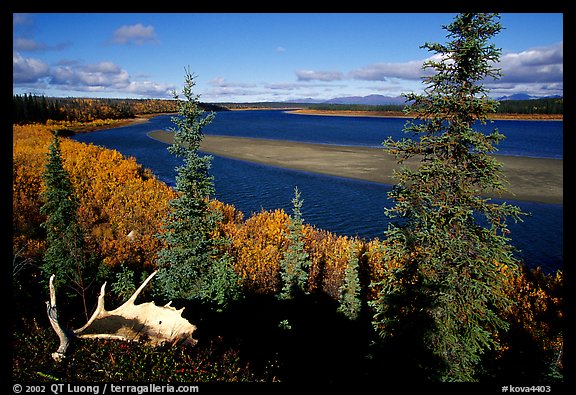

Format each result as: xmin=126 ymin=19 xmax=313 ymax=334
xmin=13 ymin=124 xmax=393 ymax=299
xmin=304 ymin=227 xmax=353 ymax=299
xmin=15 ymin=124 xmax=562 ymax=362
xmin=361 ymin=239 xmax=391 ymax=301
xmin=62 ymin=141 xmax=177 ymax=267
xmin=503 ymin=267 xmax=563 ymax=355
xmin=209 ymin=199 xmax=244 ymax=243
xmin=13 ymin=124 xmax=175 ymax=269
xmin=13 ymin=124 xmax=54 ymax=255
xmin=229 ymin=209 xmax=290 ymax=294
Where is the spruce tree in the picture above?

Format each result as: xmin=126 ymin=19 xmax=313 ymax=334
xmin=156 ymin=68 xmax=240 ymax=309
xmin=41 ymin=132 xmax=96 ymax=319
xmin=278 ymin=187 xmax=310 ymax=300
xmin=370 ymin=13 xmax=525 ymax=381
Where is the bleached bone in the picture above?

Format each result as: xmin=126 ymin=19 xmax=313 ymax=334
xmin=45 ymin=271 xmax=197 ymax=362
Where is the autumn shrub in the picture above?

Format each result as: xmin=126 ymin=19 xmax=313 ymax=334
xmin=13 ymin=124 xmax=176 ymax=270
xmin=210 ymin=199 xmax=244 ymax=241
xmin=63 ymin=141 xmax=176 ymax=268
xmin=13 ymin=123 xmax=388 ymax=305
xmin=489 ymin=266 xmax=564 ymax=380
xmin=13 ymin=125 xmax=51 ymax=243
xmin=230 ymin=209 xmax=290 ymax=294
xmin=507 ymin=268 xmax=563 ymax=343
xmin=304 ymin=227 xmax=354 ymax=299
xmin=12 ymin=122 xmax=563 ymax=382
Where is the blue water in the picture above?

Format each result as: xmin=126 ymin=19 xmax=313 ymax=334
xmin=72 ymin=111 xmax=563 ymax=272
xmin=202 ymin=110 xmax=563 ymax=159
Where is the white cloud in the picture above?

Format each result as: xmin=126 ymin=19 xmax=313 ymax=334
xmin=126 ymin=81 xmax=175 ymax=97
xmin=14 ymin=37 xmax=72 ymax=52
xmin=209 ymin=77 xmax=256 ymax=88
xmin=348 ymin=43 xmax=563 ymax=97
xmin=111 ymin=23 xmax=159 ymax=45
xmin=50 ymin=61 xmax=131 ymax=90
xmin=350 ymin=60 xmax=421 ymax=81
xmin=201 ymin=78 xmax=352 ymax=102
xmin=13 ymin=52 xmax=174 ymax=98
xmin=498 ymin=42 xmax=563 ymax=84
xmin=349 ymin=54 xmax=444 ymax=82
xmin=13 ymin=52 xmax=49 ymax=83
xmin=13 ymin=38 xmax=45 ymax=52
xmin=296 ymin=70 xmax=344 ymax=82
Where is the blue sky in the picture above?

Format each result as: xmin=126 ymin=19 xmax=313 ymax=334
xmin=13 ymin=13 xmax=563 ymax=102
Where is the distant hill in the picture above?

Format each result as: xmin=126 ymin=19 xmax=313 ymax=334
xmin=322 ymin=94 xmax=407 ymax=105
xmin=288 ymin=93 xmax=562 ymax=105
xmin=283 ymin=94 xmax=407 ymax=105
xmin=496 ymin=93 xmax=563 ymax=101
xmin=221 ymin=94 xmax=562 ymax=115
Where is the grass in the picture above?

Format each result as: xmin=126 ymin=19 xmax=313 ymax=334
xmin=12 ymin=278 xmax=564 ymax=385
xmin=12 ymin=318 xmax=266 ymax=382
xmin=12 ymin=291 xmax=374 ymax=384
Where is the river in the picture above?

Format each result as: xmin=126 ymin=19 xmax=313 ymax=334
xmin=71 ymin=111 xmax=563 ymax=272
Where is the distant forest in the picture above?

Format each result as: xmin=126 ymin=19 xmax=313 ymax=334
xmin=495 ymin=97 xmax=563 ymax=114
xmin=13 ymin=95 xmax=562 ymax=125
xmin=223 ymin=98 xmax=563 ymax=115
xmin=12 ymin=95 xmax=227 ymax=125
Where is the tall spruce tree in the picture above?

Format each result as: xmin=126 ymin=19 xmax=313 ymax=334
xmin=156 ymin=69 xmax=240 ymax=309
xmin=41 ymin=133 xmax=97 ymax=319
xmin=370 ymin=13 xmax=525 ymax=381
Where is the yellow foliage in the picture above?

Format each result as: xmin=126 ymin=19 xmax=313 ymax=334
xmin=14 ymin=122 xmax=563 ymax=364
xmin=304 ymin=227 xmax=353 ymax=299
xmin=13 ymin=124 xmax=52 ymax=240
xmin=13 ymin=123 xmax=175 ymax=269
xmin=209 ymin=199 xmax=244 ymax=242
xmin=230 ymin=209 xmax=290 ymax=294
xmin=12 ymin=124 xmax=395 ymax=300
xmin=502 ymin=267 xmax=563 ymax=354
xmin=14 ymin=123 xmax=386 ymax=300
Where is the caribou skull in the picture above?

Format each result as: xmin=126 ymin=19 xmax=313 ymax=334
xmin=46 ymin=270 xmax=197 ymax=362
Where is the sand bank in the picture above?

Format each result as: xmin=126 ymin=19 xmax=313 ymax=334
xmin=148 ymin=130 xmax=562 ymax=204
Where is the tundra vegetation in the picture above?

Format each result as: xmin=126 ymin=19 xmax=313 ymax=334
xmin=12 ymin=13 xmax=562 ymax=385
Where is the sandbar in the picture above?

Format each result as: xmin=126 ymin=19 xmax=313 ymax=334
xmin=148 ymin=130 xmax=562 ymax=204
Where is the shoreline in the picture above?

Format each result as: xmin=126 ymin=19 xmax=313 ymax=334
xmin=70 ymin=108 xmax=561 ymax=136
xmin=148 ymin=130 xmax=563 ymax=205
xmin=68 ymin=112 xmax=177 ymax=134
xmin=285 ymin=108 xmax=563 ymax=121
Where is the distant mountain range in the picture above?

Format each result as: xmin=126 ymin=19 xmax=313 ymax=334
xmin=286 ymin=94 xmax=407 ymax=105
xmin=322 ymin=94 xmax=408 ymax=105
xmin=286 ymin=93 xmax=562 ymax=105
xmin=494 ymin=93 xmax=562 ymax=101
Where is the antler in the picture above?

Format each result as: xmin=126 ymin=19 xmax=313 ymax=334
xmin=46 ymin=271 xmax=197 ymax=362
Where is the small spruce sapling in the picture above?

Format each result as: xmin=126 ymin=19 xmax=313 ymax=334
xmin=278 ymin=186 xmax=310 ymax=300
xmin=337 ymin=242 xmax=362 ymax=321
